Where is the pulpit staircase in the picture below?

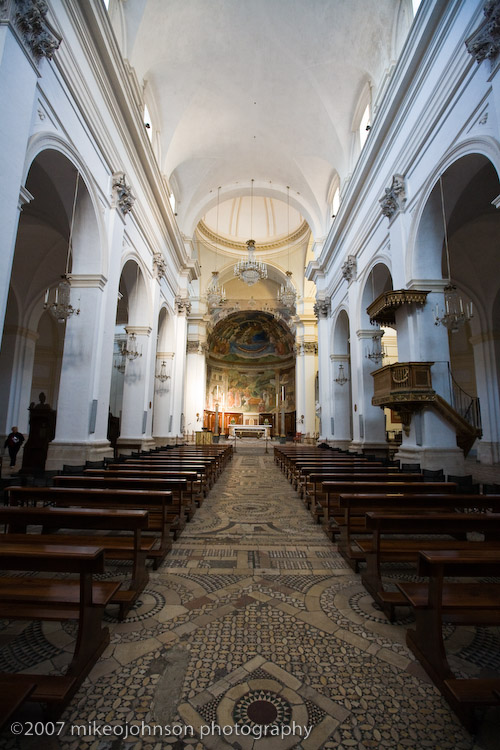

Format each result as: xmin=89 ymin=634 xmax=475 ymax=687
xmin=431 ymin=371 xmax=482 ymax=456
xmin=371 ymin=362 xmax=482 ymax=457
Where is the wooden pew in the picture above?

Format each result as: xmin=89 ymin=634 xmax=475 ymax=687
xmin=0 ymin=541 xmax=120 ymax=717
xmin=54 ymin=473 xmax=192 ymax=523
xmin=358 ymin=511 xmax=500 ymax=620
xmin=321 ymin=480 xmax=457 ymax=525
xmin=7 ymin=486 xmax=174 ymax=568
xmin=84 ymin=468 xmax=200 ymax=511
xmin=0 ymin=679 xmax=36 ymax=731
xmin=397 ymin=548 xmax=500 ymax=730
xmin=298 ymin=464 xmax=405 ymax=499
xmin=108 ymin=462 xmax=208 ymax=500
xmin=336 ymin=493 xmax=500 ymax=571
xmin=122 ymin=455 xmax=217 ymax=491
xmin=0 ymin=506 xmax=152 ymax=618
xmin=304 ymin=472 xmax=422 ymax=510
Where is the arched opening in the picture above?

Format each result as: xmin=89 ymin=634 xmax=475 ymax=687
xmin=413 ymin=154 xmax=500 ymax=463
xmin=331 ymin=309 xmax=352 ymax=447
xmin=110 ymin=259 xmax=150 ymax=446
xmin=205 ymin=311 xmax=295 ymax=439
xmin=0 ymin=149 xmax=98 ymax=451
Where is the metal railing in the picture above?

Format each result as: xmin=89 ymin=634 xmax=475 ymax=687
xmin=448 ymin=364 xmax=482 ymax=433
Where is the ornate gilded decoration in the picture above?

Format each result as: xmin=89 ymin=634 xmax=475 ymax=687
xmin=14 ymin=0 xmax=61 ymax=60
xmin=371 ymin=361 xmax=434 ymax=435
xmin=466 ymin=0 xmax=500 ymax=63
xmin=379 ymin=174 xmax=406 ymax=219
xmin=112 ymin=172 xmax=135 ymax=215
xmin=367 ymin=289 xmax=429 ymax=325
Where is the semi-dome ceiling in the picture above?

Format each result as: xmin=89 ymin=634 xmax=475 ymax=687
xmin=203 ymin=196 xmax=304 ymax=244
xmin=114 ymin=0 xmax=415 ymax=236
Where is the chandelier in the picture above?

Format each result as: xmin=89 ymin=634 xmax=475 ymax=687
xmin=277 ymin=186 xmax=297 ymax=310
xmin=44 ymin=173 xmax=81 ymax=323
xmin=366 ymin=334 xmax=384 ymax=364
xmin=206 ymin=187 xmax=226 ymax=307
xmin=155 ymin=360 xmax=170 ymax=383
xmin=234 ymin=239 xmax=268 ymax=286
xmin=334 ymin=363 xmax=349 ymax=386
xmin=278 ymin=271 xmax=296 ymax=308
xmin=434 ymin=175 xmax=473 ymax=332
xmin=234 ymin=180 xmax=267 ymax=286
xmin=118 ymin=331 xmax=142 ymax=361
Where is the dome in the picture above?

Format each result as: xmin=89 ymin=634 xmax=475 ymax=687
xmin=203 ymin=196 xmax=303 ymax=244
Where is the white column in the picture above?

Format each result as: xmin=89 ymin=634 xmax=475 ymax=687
xmin=315 ymin=299 xmax=332 ymax=440
xmin=0 ymin=16 xmax=40 ymax=334
xmin=117 ymin=326 xmax=152 ymax=446
xmin=331 ymin=354 xmax=352 ymax=448
xmin=153 ymin=352 xmax=175 ymax=441
xmin=469 ymin=331 xmax=500 ymax=465
xmin=172 ymin=298 xmax=189 ymax=439
xmin=0 ymin=325 xmax=38 ymax=436
xmin=351 ymin=330 xmax=387 ymax=451
xmin=185 ymin=340 xmax=207 ymax=438
xmin=89 ymin=208 xmax=126 ymax=446
xmin=46 ymin=279 xmax=108 ymax=469
xmin=395 ymin=290 xmax=464 ymax=473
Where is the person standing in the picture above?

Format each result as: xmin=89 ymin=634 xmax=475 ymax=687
xmin=4 ymin=426 xmax=24 ymax=467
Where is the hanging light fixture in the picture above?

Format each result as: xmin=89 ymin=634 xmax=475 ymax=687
xmin=334 ymin=362 xmax=349 ymax=385
xmin=118 ymin=331 xmax=142 ymax=361
xmin=206 ymin=186 xmax=226 ymax=308
xmin=277 ymin=185 xmax=297 ymax=310
xmin=434 ymin=175 xmax=473 ymax=332
xmin=366 ymin=334 xmax=384 ymax=364
xmin=234 ymin=179 xmax=268 ymax=286
xmin=44 ymin=172 xmax=81 ymax=323
xmin=155 ymin=360 xmax=170 ymax=383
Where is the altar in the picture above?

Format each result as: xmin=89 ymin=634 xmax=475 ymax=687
xmin=229 ymin=424 xmax=271 ymax=439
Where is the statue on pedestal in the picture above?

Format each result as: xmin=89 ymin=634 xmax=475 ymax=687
xmin=21 ymin=392 xmax=56 ymax=474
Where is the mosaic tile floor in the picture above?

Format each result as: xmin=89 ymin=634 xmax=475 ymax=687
xmin=1 ymin=442 xmax=499 ymax=749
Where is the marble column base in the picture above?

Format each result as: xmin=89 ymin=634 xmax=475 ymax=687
xmin=116 ymin=437 xmax=157 ymax=456
xmin=395 ymin=445 xmax=465 ymax=474
xmin=476 ymin=441 xmax=500 ymax=465
xmin=45 ymin=440 xmax=114 ymax=471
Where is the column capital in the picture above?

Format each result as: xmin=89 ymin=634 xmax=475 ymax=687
xmin=18 ymin=185 xmax=34 ymax=211
xmin=175 ymin=295 xmax=192 ymax=315
xmin=112 ymin=172 xmax=135 ymax=215
xmin=67 ymin=274 xmax=107 ymax=289
xmin=7 ymin=0 xmax=62 ymax=61
xmin=465 ymin=0 xmax=500 ymax=64
xmin=313 ymin=297 xmax=330 ymax=319
xmin=379 ymin=174 xmax=406 ymax=219
xmin=125 ymin=325 xmax=152 ymax=337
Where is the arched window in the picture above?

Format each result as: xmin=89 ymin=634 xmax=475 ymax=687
xmin=144 ymin=104 xmax=153 ymax=142
xmin=359 ymin=103 xmax=371 ymax=149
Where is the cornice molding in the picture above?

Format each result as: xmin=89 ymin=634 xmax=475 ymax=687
xmin=196 ymin=219 xmax=310 ymax=255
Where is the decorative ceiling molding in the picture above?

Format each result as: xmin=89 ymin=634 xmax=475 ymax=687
xmin=196 ymin=219 xmax=310 ymax=255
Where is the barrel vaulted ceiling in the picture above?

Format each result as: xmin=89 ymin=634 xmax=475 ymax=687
xmin=114 ymin=0 xmax=415 ymax=241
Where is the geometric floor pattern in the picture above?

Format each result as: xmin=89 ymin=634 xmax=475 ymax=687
xmin=0 ymin=442 xmax=498 ymax=749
